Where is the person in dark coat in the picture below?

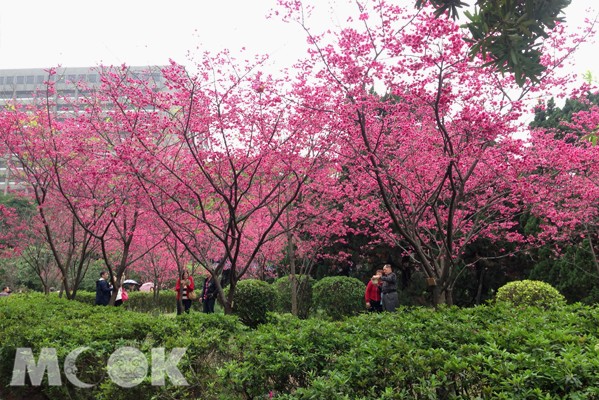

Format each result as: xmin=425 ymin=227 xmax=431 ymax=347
xmin=95 ymin=271 xmax=113 ymax=306
xmin=377 ymin=264 xmax=398 ymax=312
xmin=200 ymin=274 xmax=218 ymax=313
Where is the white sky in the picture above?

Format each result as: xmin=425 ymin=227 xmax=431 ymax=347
xmin=0 ymin=0 xmax=596 ymax=81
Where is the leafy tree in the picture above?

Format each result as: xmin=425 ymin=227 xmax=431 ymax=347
xmin=529 ymin=242 xmax=599 ymax=304
xmin=531 ymin=92 xmax=599 ymax=139
xmin=418 ymin=0 xmax=576 ymax=86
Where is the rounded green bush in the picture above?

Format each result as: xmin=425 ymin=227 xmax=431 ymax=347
xmin=273 ymin=274 xmax=314 ymax=319
xmin=496 ymin=279 xmax=566 ymax=308
xmin=312 ymin=276 xmax=365 ymax=320
xmin=232 ymin=279 xmax=277 ymax=328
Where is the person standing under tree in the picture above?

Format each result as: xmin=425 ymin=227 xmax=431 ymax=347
xmin=175 ymin=270 xmax=195 ymax=315
xmin=200 ymin=274 xmax=218 ymax=313
xmin=95 ymin=271 xmax=113 ymax=306
xmin=365 ymin=269 xmax=383 ymax=312
xmin=114 ymin=274 xmax=128 ymax=307
xmin=376 ymin=264 xmax=398 ymax=312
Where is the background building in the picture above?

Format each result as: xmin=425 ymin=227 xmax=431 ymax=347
xmin=0 ymin=66 xmax=165 ymax=194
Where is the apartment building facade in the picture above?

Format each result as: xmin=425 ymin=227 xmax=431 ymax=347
xmin=0 ymin=66 xmax=165 ymax=194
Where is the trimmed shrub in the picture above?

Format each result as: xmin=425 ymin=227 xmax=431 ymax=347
xmin=232 ymin=279 xmax=277 ymax=328
xmin=312 ymin=276 xmax=364 ymax=320
xmin=124 ymin=290 xmax=187 ymax=314
xmin=70 ymin=290 xmax=96 ymax=305
xmin=273 ymin=274 xmax=314 ymax=319
xmin=5 ymin=294 xmax=599 ymax=399
xmin=59 ymin=290 xmax=187 ymax=314
xmin=496 ymin=279 xmax=566 ymax=308
xmin=0 ymin=293 xmax=243 ymax=400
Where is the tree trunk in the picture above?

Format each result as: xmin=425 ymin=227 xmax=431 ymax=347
xmin=288 ymin=233 xmax=298 ymax=316
xmin=475 ymin=266 xmax=487 ymax=305
xmin=586 ymin=227 xmax=599 ymax=276
xmin=431 ymin=283 xmax=451 ymax=307
xmin=223 ymin=286 xmax=234 ymax=314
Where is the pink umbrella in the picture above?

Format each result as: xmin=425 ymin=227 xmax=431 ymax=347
xmin=139 ymin=282 xmax=155 ymax=292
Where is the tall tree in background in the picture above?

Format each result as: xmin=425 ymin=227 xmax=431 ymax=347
xmin=0 ymin=100 xmax=98 ymax=299
xmin=418 ymin=0 xmax=584 ymax=86
xmin=279 ymin=0 xmax=589 ymax=304
xmin=521 ymin=91 xmax=599 ymax=301
xmin=87 ymin=58 xmax=333 ymax=314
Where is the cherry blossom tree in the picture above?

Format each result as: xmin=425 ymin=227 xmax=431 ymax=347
xmin=0 ymin=203 xmax=27 ymax=257
xmin=521 ymin=91 xmax=599 ymax=267
xmin=130 ymin=232 xmax=182 ymax=299
xmin=92 ymin=56 xmax=334 ymax=313
xmin=0 ymin=98 xmax=99 ymax=299
xmin=20 ymin=240 xmax=62 ymax=295
xmin=0 ymin=0 xmax=593 ymax=310
xmin=0 ymin=68 xmax=167 ymax=302
xmin=278 ymin=0 xmax=591 ymax=304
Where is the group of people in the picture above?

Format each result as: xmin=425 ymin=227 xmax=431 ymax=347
xmin=365 ymin=264 xmax=398 ymax=312
xmin=93 ymin=269 xmax=218 ymax=314
xmin=93 ymin=265 xmax=396 ymax=314
xmin=175 ymin=270 xmax=218 ymax=315
xmin=95 ymin=271 xmax=128 ymax=306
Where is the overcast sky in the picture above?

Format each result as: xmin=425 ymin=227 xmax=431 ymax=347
xmin=0 ymin=0 xmax=596 ymax=81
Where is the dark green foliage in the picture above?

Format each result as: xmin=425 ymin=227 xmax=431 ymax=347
xmin=232 ymin=279 xmax=277 ymax=328
xmin=529 ymin=242 xmax=599 ymax=304
xmin=0 ymin=293 xmax=243 ymax=400
xmin=416 ymin=0 xmax=468 ymax=19
xmin=273 ymin=274 xmax=314 ymax=319
xmin=530 ymin=92 xmax=599 ymax=139
xmin=453 ymin=234 xmax=534 ymax=307
xmin=220 ymin=303 xmax=599 ymax=399
xmin=312 ymin=276 xmax=365 ymax=320
xmin=3 ymin=294 xmax=599 ymax=398
xmin=417 ymin=0 xmax=572 ymax=86
xmin=123 ymin=291 xmax=189 ymax=314
xmin=496 ymin=279 xmax=566 ymax=308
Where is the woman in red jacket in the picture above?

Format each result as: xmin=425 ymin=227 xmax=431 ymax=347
xmin=365 ymin=269 xmax=383 ymax=312
xmin=175 ymin=270 xmax=195 ymax=315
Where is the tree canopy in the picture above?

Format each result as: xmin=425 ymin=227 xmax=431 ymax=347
xmin=418 ymin=0 xmax=574 ymax=85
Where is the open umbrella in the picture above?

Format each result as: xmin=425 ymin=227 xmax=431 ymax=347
xmin=123 ymin=279 xmax=140 ymax=285
xmin=139 ymin=282 xmax=155 ymax=292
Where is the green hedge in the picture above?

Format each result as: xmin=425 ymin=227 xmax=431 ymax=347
xmin=221 ymin=304 xmax=599 ymax=399
xmin=0 ymin=293 xmax=243 ymax=399
xmin=232 ymin=279 xmax=277 ymax=328
xmin=312 ymin=276 xmax=365 ymax=320
xmin=496 ymin=279 xmax=566 ymax=309
xmin=64 ymin=290 xmax=197 ymax=314
xmin=3 ymin=294 xmax=599 ymax=399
